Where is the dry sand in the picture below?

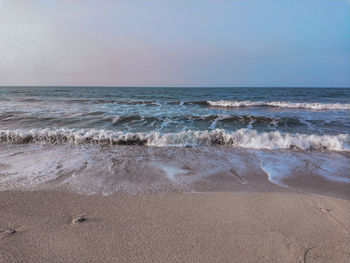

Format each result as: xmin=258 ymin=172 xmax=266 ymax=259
xmin=1 ymin=190 xmax=350 ymax=263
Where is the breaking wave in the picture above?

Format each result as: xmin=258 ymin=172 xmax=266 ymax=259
xmin=0 ymin=128 xmax=349 ymax=151
xmin=207 ymin=100 xmax=350 ymax=110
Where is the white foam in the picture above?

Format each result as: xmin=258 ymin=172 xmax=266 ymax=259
xmin=1 ymin=143 xmax=349 ymax=195
xmin=112 ymin=116 xmax=121 ymax=123
xmin=207 ymin=100 xmax=350 ymax=110
xmin=259 ymin=156 xmax=302 ymax=187
xmin=209 ymin=115 xmax=230 ymax=130
xmin=139 ymin=129 xmax=350 ymax=151
xmin=0 ymin=144 xmax=91 ymax=191
xmin=159 ymin=165 xmax=187 ymax=183
xmin=259 ymin=151 xmax=350 ymax=187
xmin=0 ymin=128 xmax=349 ymax=151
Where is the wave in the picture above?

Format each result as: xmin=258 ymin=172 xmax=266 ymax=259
xmin=8 ymin=97 xmax=350 ymax=110
xmin=0 ymin=113 xmax=307 ymax=131
xmin=207 ymin=100 xmax=350 ymax=110
xmin=110 ymin=114 xmax=302 ymax=125
xmin=0 ymin=128 xmax=349 ymax=151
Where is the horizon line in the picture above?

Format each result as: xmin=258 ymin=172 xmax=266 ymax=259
xmin=0 ymin=85 xmax=349 ymax=89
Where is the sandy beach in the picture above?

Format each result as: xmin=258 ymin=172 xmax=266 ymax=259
xmin=1 ymin=0 xmax=350 ymax=261
xmin=1 ymin=190 xmax=349 ymax=263
xmin=1 ymin=145 xmax=349 ymax=262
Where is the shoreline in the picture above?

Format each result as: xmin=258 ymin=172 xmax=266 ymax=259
xmin=1 ymin=190 xmax=350 ymax=262
xmin=1 ymin=144 xmax=350 ymax=200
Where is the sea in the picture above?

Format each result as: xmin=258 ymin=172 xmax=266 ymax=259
xmin=0 ymin=87 xmax=349 ymax=197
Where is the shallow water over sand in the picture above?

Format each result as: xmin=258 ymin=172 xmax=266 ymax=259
xmin=1 ymin=144 xmax=349 ymax=199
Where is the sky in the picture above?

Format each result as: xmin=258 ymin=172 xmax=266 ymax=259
xmin=0 ymin=0 xmax=349 ymax=87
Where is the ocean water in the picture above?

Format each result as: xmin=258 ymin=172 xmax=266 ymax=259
xmin=0 ymin=87 xmax=349 ymax=196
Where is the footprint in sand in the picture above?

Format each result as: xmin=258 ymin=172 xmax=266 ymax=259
xmin=71 ymin=216 xmax=87 ymax=224
xmin=0 ymin=228 xmax=16 ymax=237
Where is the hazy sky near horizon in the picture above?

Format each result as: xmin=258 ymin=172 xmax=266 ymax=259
xmin=0 ymin=0 xmax=349 ymax=87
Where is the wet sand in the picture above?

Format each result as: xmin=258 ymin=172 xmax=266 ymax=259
xmin=1 ymin=190 xmax=350 ymax=263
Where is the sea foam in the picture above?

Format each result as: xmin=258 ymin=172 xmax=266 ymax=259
xmin=0 ymin=128 xmax=349 ymax=151
xmin=207 ymin=100 xmax=350 ymax=110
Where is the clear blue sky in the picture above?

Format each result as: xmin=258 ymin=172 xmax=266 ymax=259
xmin=0 ymin=0 xmax=349 ymax=87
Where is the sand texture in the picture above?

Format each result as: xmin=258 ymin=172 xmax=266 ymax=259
xmin=1 ymin=190 xmax=350 ymax=263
